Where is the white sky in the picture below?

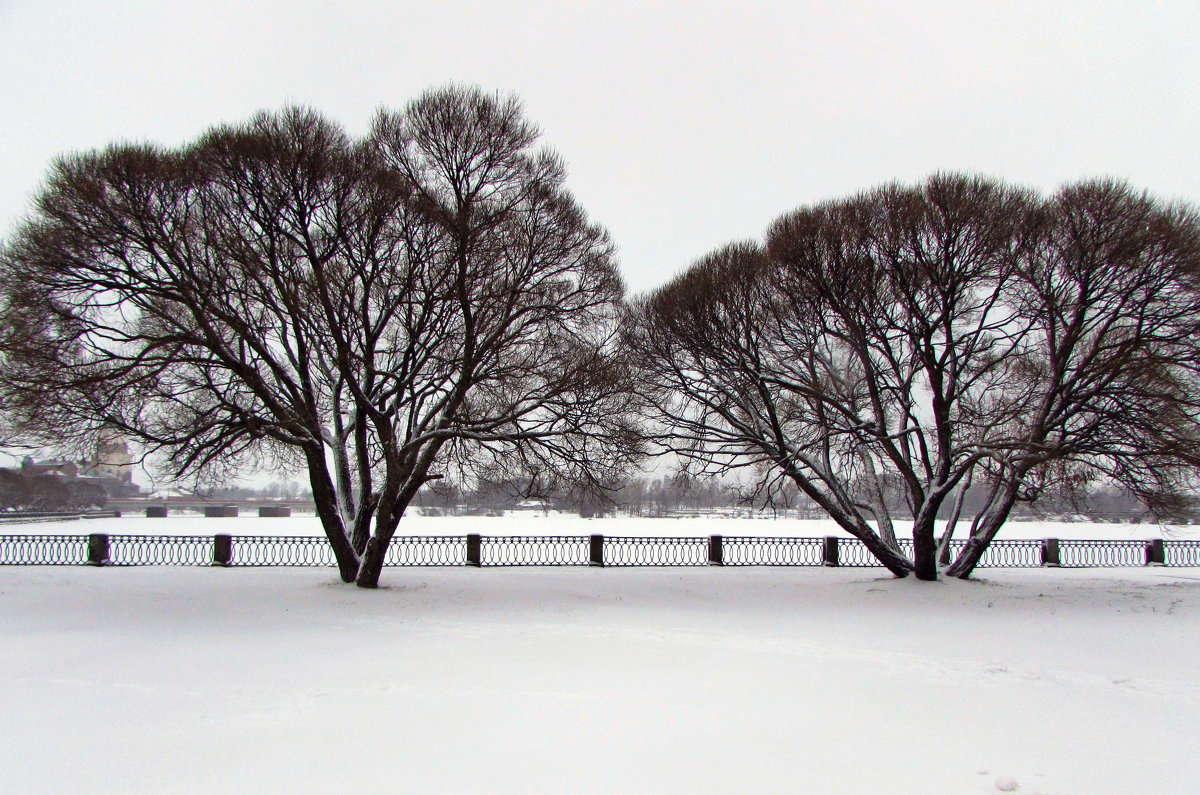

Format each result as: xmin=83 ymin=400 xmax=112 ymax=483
xmin=1 ymin=0 xmax=1197 ymax=295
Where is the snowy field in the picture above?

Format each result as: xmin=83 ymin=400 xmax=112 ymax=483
xmin=6 ymin=512 xmax=1199 ymax=541
xmin=3 ymin=563 xmax=1200 ymax=793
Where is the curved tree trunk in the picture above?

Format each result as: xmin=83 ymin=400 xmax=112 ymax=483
xmin=304 ymin=445 xmax=360 ymax=582
xmin=945 ymin=486 xmax=1020 ymax=579
xmin=330 ymin=408 xmax=356 ymax=529
xmin=855 ymin=530 xmax=915 ymax=578
xmin=860 ymin=452 xmax=900 ymax=551
xmin=350 ymin=493 xmax=378 ymax=555
xmin=945 ymin=536 xmax=985 ymax=579
xmin=937 ymin=475 xmax=971 ymax=566
xmin=356 ymin=537 xmax=386 ymax=588
xmin=786 ymin=469 xmax=914 ymax=578
xmin=354 ymin=485 xmax=410 ymax=588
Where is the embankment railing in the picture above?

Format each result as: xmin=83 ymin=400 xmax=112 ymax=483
xmin=1 ymin=533 xmax=1197 ymax=569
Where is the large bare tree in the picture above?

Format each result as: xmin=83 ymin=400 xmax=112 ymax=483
xmin=628 ymin=175 xmax=1200 ymax=579
xmin=0 ymin=86 xmax=640 ymax=587
xmin=945 ymin=180 xmax=1200 ymax=575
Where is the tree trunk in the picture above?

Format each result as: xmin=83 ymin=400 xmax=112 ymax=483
xmin=854 ymin=528 xmax=915 ymax=578
xmin=860 ymin=452 xmax=900 ymax=551
xmin=355 ymin=537 xmax=386 ymax=588
xmin=937 ymin=476 xmax=971 ymax=566
xmin=304 ymin=445 xmax=359 ymax=583
xmin=330 ymin=403 xmax=356 ymax=528
xmin=350 ymin=492 xmax=378 ymax=555
xmin=945 ymin=486 xmax=1020 ymax=578
xmin=876 ymin=513 xmax=900 ymax=554
xmin=354 ymin=488 xmax=411 ymax=588
xmin=911 ymin=504 xmax=940 ymax=581
xmin=785 ymin=469 xmax=913 ymax=577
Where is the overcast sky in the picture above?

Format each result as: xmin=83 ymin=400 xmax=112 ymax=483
xmin=2 ymin=0 xmax=1197 ymax=295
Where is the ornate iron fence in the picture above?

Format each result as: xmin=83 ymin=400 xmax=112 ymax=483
xmin=391 ymin=536 xmax=468 ymax=566
xmin=723 ymin=536 xmax=824 ymax=566
xmin=1165 ymin=540 xmax=1200 ymax=567
xmin=1058 ymin=539 xmax=1149 ymax=567
xmin=0 ymin=535 xmax=88 ymax=565
xmin=230 ymin=536 xmax=335 ymax=566
xmin=603 ymin=536 xmax=709 ymax=566
xmin=479 ymin=536 xmax=589 ymax=566
xmin=2 ymin=532 xmax=1199 ymax=570
xmin=839 ymin=538 xmax=914 ymax=567
xmin=949 ymin=539 xmax=1045 ymax=568
xmin=109 ymin=535 xmax=213 ymax=566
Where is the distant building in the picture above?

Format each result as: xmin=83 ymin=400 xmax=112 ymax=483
xmin=90 ymin=431 xmax=134 ymax=483
xmin=19 ymin=456 xmax=78 ymax=478
xmin=5 ymin=432 xmax=139 ymax=497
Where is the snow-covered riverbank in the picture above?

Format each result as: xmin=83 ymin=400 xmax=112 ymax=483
xmin=2 ymin=565 xmax=1198 ymax=793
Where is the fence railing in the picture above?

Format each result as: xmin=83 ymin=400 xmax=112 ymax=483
xmin=1 ymin=533 xmax=1198 ymax=570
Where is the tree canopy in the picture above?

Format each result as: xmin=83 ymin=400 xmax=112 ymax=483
xmin=5 ymin=93 xmax=1198 ymax=585
xmin=0 ymin=86 xmax=641 ymax=586
xmin=628 ymin=175 xmax=1200 ymax=578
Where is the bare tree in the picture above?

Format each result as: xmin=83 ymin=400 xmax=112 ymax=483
xmin=945 ymin=180 xmax=1200 ymax=576
xmin=628 ymin=238 xmax=916 ymax=577
xmin=628 ymin=175 xmax=1200 ymax=579
xmin=0 ymin=86 xmax=640 ymax=587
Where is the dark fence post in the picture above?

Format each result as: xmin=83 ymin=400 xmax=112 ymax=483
xmin=1042 ymin=538 xmax=1061 ymax=567
xmin=87 ymin=533 xmax=109 ymax=566
xmin=146 ymin=505 xmax=168 ymax=518
xmin=1147 ymin=538 xmax=1166 ymax=566
xmin=466 ymin=534 xmax=482 ymax=567
xmin=213 ymin=534 xmax=232 ymax=567
xmin=204 ymin=505 xmax=238 ymax=518
xmin=822 ymin=536 xmax=839 ymax=567
xmin=589 ymin=534 xmax=604 ymax=567
xmin=708 ymin=535 xmax=724 ymax=566
xmin=258 ymin=505 xmax=291 ymax=518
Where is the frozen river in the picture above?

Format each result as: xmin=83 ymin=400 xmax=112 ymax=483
xmin=4 ymin=511 xmax=1196 ymax=540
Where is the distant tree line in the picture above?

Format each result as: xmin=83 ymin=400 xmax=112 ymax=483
xmin=409 ymin=473 xmax=1189 ymax=523
xmin=199 ymin=480 xmax=314 ymax=502
xmin=2 ymin=88 xmax=1198 ymax=584
xmin=409 ymin=473 xmax=757 ymax=517
xmin=0 ymin=469 xmax=107 ymax=511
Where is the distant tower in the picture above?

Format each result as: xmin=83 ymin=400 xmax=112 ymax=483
xmin=94 ymin=430 xmax=134 ymax=482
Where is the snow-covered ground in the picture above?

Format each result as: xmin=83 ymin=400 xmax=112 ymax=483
xmin=6 ymin=512 xmax=1198 ymax=540
xmin=2 ymin=564 xmax=1198 ymax=793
